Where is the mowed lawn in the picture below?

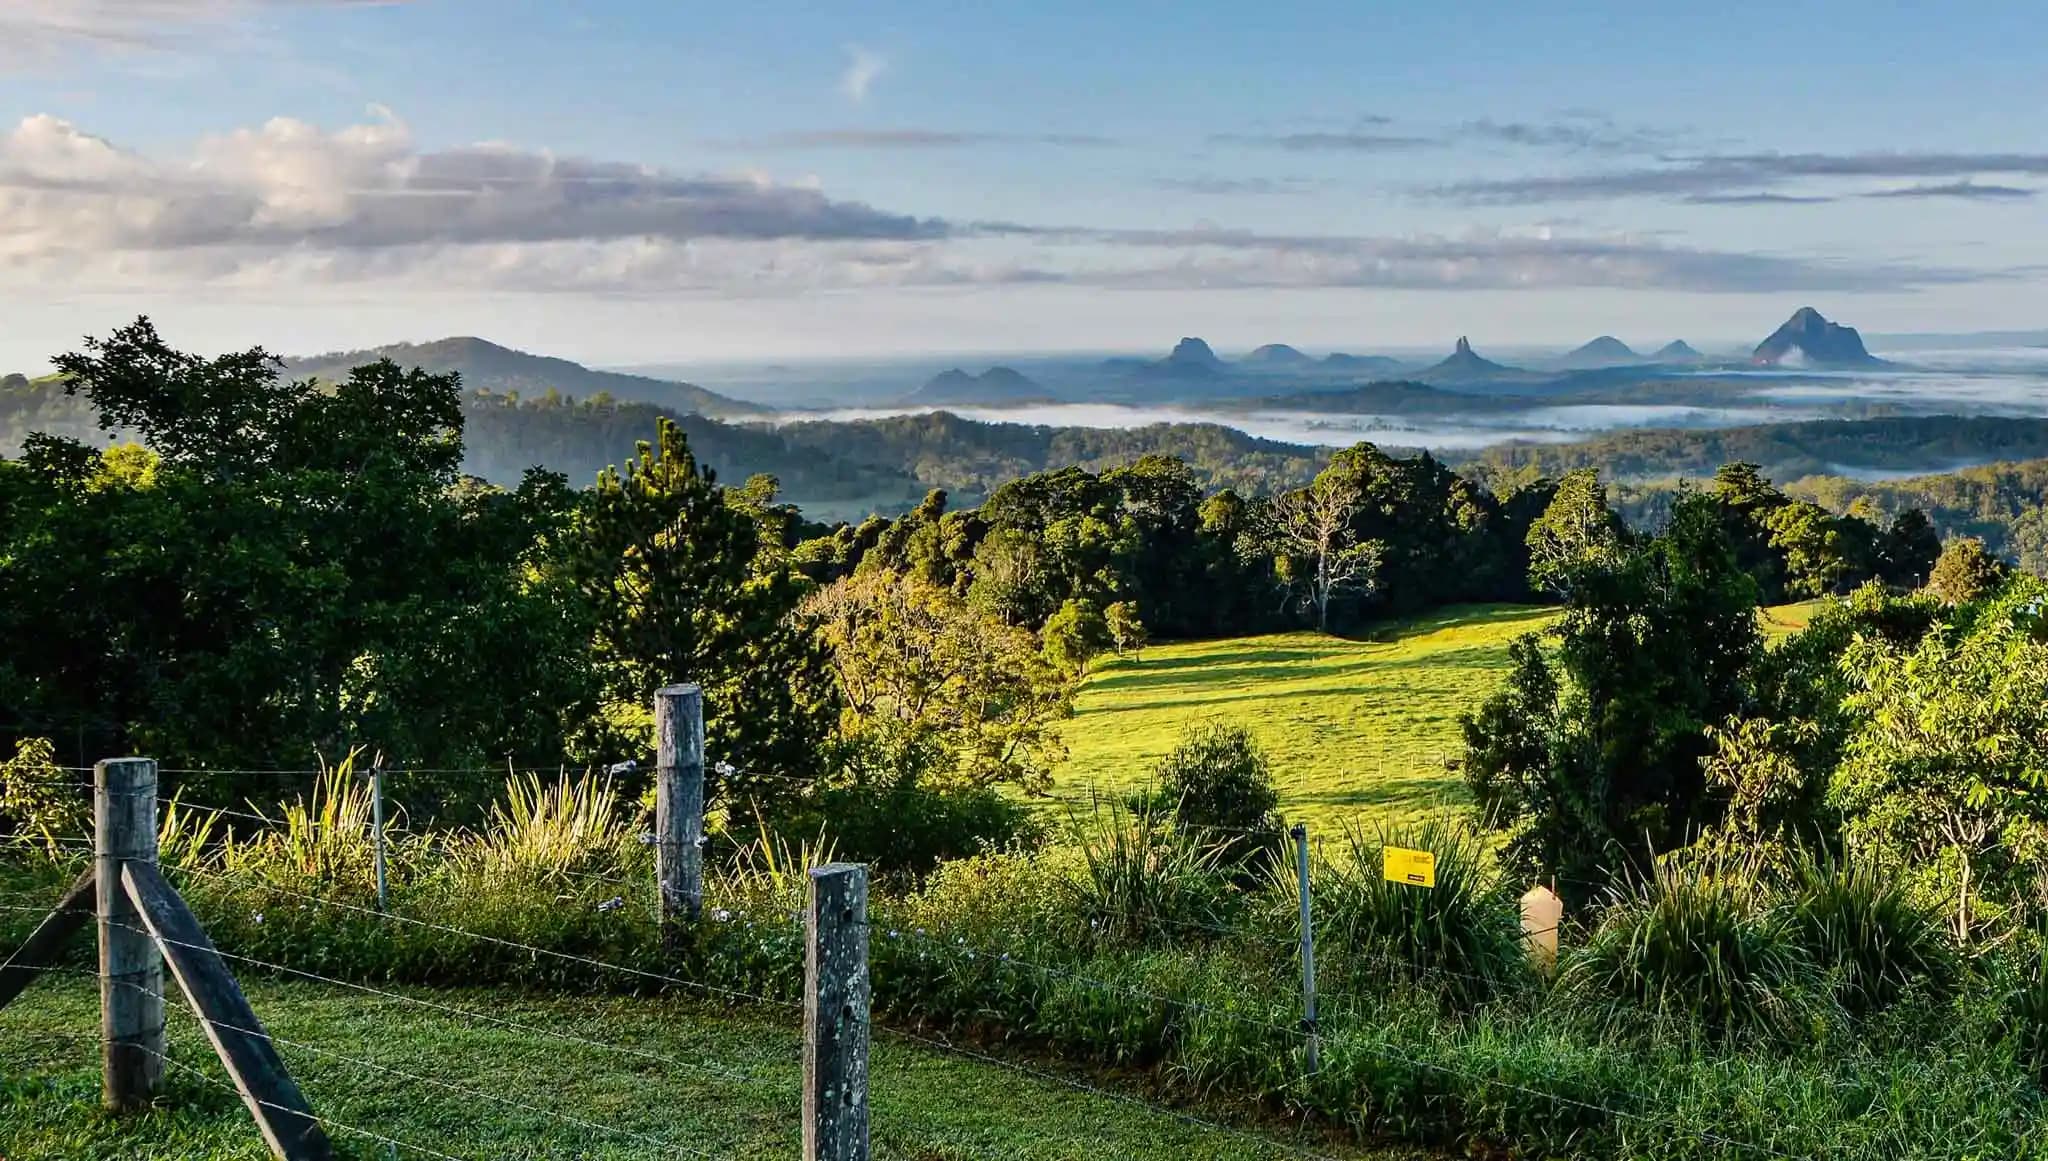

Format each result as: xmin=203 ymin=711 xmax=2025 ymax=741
xmin=1056 ymin=604 xmax=1560 ymax=830
xmin=0 ymin=974 xmax=1398 ymax=1161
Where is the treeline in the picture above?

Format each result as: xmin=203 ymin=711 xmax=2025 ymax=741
xmin=771 ymin=409 xmax=1329 ymax=503
xmin=790 ymin=446 xmax=1543 ymax=644
xmin=5 ymin=372 xmax=1328 ymax=514
xmin=1787 ymin=459 xmax=2048 ymax=574
xmin=1466 ymin=415 xmax=2048 ymax=487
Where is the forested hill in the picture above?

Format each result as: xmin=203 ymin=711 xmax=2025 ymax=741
xmin=1788 ymin=459 xmax=2048 ymax=574
xmin=1465 ymin=416 xmax=2048 ymax=486
xmin=286 ymin=337 xmax=765 ymax=419
xmin=461 ymin=391 xmax=925 ymax=511
xmin=769 ymin=409 xmax=1330 ymax=501
xmin=1 ymin=375 xmax=1319 ymax=515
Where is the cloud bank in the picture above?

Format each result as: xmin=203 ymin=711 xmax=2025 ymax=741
xmin=0 ymin=110 xmax=1998 ymax=297
xmin=1432 ymin=151 xmax=2048 ymax=204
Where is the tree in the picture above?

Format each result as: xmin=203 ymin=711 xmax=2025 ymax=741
xmin=3 ymin=319 xmax=591 ymax=809
xmin=1831 ymin=579 xmax=2048 ymax=941
xmin=1525 ymin=468 xmax=1625 ymax=597
xmin=1711 ymin=461 xmax=1790 ymax=600
xmin=1925 ymin=537 xmax=2004 ymax=605
xmin=565 ymin=416 xmax=837 ymax=799
xmin=1463 ymin=491 xmax=1762 ymax=897
xmin=1763 ymin=500 xmax=1860 ymax=598
xmin=1269 ymin=470 xmax=1384 ymax=632
xmin=1877 ymin=509 xmax=1941 ymax=588
xmin=1104 ymin=601 xmax=1147 ymax=658
xmin=1042 ymin=598 xmax=1112 ymax=676
xmin=803 ymin=570 xmax=1073 ymax=794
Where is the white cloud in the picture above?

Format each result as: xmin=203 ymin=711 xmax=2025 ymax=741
xmin=0 ymin=0 xmax=399 ymax=67
xmin=0 ymin=110 xmax=1995 ymax=299
xmin=839 ymin=44 xmax=886 ymax=102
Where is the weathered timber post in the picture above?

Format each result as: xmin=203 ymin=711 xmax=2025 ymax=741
xmin=1290 ymin=822 xmax=1320 ymax=1075
xmin=96 ymin=757 xmax=164 ymax=1111
xmin=804 ymin=863 xmax=870 ymax=1161
xmin=655 ymin=684 xmax=706 ymax=934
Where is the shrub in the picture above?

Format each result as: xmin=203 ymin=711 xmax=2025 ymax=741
xmin=1310 ymin=819 xmax=1527 ymax=1005
xmin=1783 ymin=853 xmax=1956 ymax=1015
xmin=1154 ymin=724 xmax=1282 ymax=869
xmin=777 ymin=782 xmax=1040 ymax=879
xmin=1560 ymin=854 xmax=1829 ymax=1043
xmin=0 ymin=738 xmax=83 ymax=854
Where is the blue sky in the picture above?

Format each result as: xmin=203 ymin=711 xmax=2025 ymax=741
xmin=3 ymin=0 xmax=2045 ymax=369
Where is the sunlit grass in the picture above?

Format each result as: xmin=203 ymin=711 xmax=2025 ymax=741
xmin=1057 ymin=601 xmax=1821 ymax=831
xmin=1053 ymin=604 xmax=1560 ymax=830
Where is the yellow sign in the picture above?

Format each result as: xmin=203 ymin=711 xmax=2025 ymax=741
xmin=1383 ymin=846 xmax=1437 ymax=888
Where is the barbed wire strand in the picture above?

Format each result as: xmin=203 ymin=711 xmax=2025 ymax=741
xmin=163 ymin=862 xmax=803 ymax=1011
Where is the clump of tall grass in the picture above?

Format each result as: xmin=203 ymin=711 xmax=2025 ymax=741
xmin=1066 ymin=801 xmax=1238 ymax=946
xmin=452 ymin=769 xmax=631 ymax=884
xmin=1783 ymin=852 xmax=1956 ymax=1015
xmin=1308 ymin=818 xmax=1527 ymax=1005
xmin=721 ymin=820 xmax=837 ymax=919
xmin=1560 ymin=853 xmax=1830 ymax=1043
xmin=216 ymin=750 xmax=382 ymax=894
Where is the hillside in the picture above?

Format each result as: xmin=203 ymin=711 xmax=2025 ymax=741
xmin=462 ymin=391 xmax=924 ymax=513
xmin=1055 ymin=606 xmax=1560 ymax=827
xmin=287 ymin=337 xmax=765 ymax=419
xmin=771 ymin=409 xmax=1330 ymax=501
xmin=905 ymin=365 xmax=1051 ymax=405
xmin=1464 ymin=415 xmax=2048 ymax=486
xmin=1322 ymin=352 xmax=1407 ymax=373
xmin=1788 ymin=457 xmax=2048 ymax=573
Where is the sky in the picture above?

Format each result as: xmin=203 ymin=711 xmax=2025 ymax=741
xmin=2 ymin=0 xmax=2046 ymax=371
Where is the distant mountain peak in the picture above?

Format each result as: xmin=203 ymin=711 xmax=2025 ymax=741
xmin=1654 ymin=340 xmax=1704 ymax=362
xmin=1559 ymin=335 xmax=1640 ymax=368
xmin=1134 ymin=336 xmax=1225 ymax=379
xmin=1245 ymin=343 xmax=1312 ymax=365
xmin=905 ymin=365 xmax=1049 ymax=405
xmin=1423 ymin=336 xmax=1520 ymax=381
xmin=1753 ymin=307 xmax=1883 ymax=367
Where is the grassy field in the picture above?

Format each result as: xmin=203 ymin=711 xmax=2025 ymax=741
xmin=1055 ymin=604 xmax=1560 ymax=830
xmin=1055 ymin=601 xmax=1825 ymax=830
xmin=0 ymin=974 xmax=1394 ymax=1161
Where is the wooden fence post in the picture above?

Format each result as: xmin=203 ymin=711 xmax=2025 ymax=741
xmin=804 ymin=863 xmax=870 ymax=1161
xmin=655 ymin=684 xmax=705 ymax=933
xmin=96 ymin=757 xmax=163 ymax=1112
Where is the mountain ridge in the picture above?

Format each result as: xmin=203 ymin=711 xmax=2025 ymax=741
xmin=287 ymin=336 xmax=764 ymax=418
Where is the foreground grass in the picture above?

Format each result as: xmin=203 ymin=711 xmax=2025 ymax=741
xmin=0 ymin=974 xmax=1394 ymax=1161
xmin=1056 ymin=604 xmax=1559 ymax=828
